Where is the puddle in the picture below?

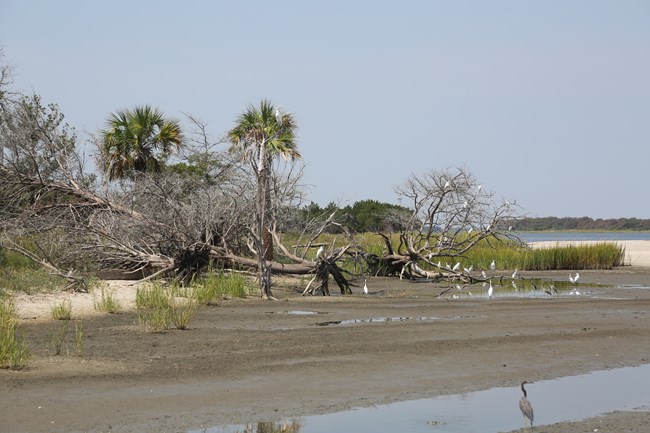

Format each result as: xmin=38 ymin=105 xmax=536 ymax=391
xmin=316 ymin=316 xmax=441 ymax=326
xmin=193 ymin=364 xmax=650 ymax=433
xmin=440 ymin=277 xmax=596 ymax=300
xmin=267 ymin=310 xmax=329 ymax=315
xmin=618 ymin=284 xmax=650 ymax=289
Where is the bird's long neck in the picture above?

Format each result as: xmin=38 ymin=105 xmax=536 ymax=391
xmin=521 ymin=382 xmax=527 ymax=397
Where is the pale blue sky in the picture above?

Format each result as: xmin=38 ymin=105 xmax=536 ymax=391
xmin=2 ymin=1 xmax=649 ymax=218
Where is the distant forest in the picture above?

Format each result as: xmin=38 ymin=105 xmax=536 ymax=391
xmin=305 ymin=200 xmax=650 ymax=232
xmin=509 ymin=217 xmax=650 ymax=231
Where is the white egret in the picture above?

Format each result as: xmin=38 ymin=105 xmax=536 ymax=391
xmin=519 ymin=381 xmax=534 ymax=431
xmin=511 ymin=269 xmax=518 ymax=279
xmin=316 ymin=245 xmax=324 ymax=258
xmin=467 ymin=227 xmax=473 ymax=235
xmin=452 ymin=262 xmax=461 ymax=272
xmin=488 ymin=280 xmax=494 ymax=299
xmin=363 ymin=277 xmax=368 ymax=295
xmin=569 ymin=272 xmax=580 ymax=284
xmin=481 ymin=270 xmax=487 ymax=279
xmin=490 ymin=260 xmax=496 ymax=271
xmin=275 ymin=107 xmax=283 ymax=127
xmin=444 ymin=180 xmax=450 ymax=190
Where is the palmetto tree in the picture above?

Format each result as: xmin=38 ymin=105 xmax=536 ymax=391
xmin=228 ymin=99 xmax=300 ymax=299
xmin=101 ymin=105 xmax=183 ymax=180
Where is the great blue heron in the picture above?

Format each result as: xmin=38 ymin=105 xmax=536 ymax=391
xmin=519 ymin=381 xmax=534 ymax=431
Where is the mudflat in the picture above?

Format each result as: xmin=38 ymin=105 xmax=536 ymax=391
xmin=2 ymin=267 xmax=650 ymax=433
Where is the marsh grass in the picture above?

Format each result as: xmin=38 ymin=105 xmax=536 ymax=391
xmin=192 ymin=272 xmax=249 ymax=305
xmin=93 ymin=287 xmax=121 ymax=314
xmin=75 ymin=320 xmax=84 ymax=356
xmin=463 ymin=242 xmax=626 ymax=271
xmin=329 ymin=233 xmax=626 ymax=272
xmin=136 ymin=281 xmax=199 ymax=332
xmin=168 ymin=299 xmax=198 ymax=330
xmin=51 ymin=299 xmax=72 ymax=320
xmin=0 ymin=300 xmax=30 ymax=369
xmin=50 ymin=319 xmax=70 ymax=356
xmin=0 ymin=266 xmax=66 ymax=296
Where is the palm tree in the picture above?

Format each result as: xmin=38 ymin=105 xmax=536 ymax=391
xmin=101 ymin=105 xmax=183 ymax=180
xmin=228 ymin=99 xmax=300 ymax=299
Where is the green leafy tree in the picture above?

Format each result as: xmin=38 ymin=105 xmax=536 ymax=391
xmin=228 ymin=100 xmax=300 ymax=299
xmin=100 ymin=105 xmax=183 ymax=180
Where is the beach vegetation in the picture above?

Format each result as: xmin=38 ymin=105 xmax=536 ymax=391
xmin=0 ymin=300 xmax=30 ymax=369
xmin=50 ymin=299 xmax=72 ymax=320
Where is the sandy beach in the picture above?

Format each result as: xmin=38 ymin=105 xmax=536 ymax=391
xmin=1 ymin=260 xmax=649 ymax=432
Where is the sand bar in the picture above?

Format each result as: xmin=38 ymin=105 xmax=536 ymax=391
xmin=529 ymin=239 xmax=650 ymax=267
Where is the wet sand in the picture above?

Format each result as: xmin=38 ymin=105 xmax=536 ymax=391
xmin=2 ymin=265 xmax=650 ymax=433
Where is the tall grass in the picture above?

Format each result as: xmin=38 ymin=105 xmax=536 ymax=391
xmin=464 ymin=242 xmax=625 ymax=270
xmin=93 ymin=287 xmax=121 ymax=314
xmin=51 ymin=299 xmax=72 ymax=320
xmin=193 ymin=272 xmax=249 ymax=304
xmin=136 ymin=281 xmax=199 ymax=332
xmin=0 ymin=267 xmax=67 ymax=296
xmin=294 ymin=232 xmax=626 ymax=272
xmin=0 ymin=300 xmax=30 ymax=369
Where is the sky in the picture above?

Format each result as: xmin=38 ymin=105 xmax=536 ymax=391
xmin=1 ymin=0 xmax=649 ymax=218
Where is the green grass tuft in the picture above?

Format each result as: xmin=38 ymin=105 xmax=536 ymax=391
xmin=51 ymin=299 xmax=72 ymax=320
xmin=93 ymin=287 xmax=121 ymax=314
xmin=0 ymin=300 xmax=30 ymax=369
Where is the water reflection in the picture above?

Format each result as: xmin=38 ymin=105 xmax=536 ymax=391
xmin=196 ymin=364 xmax=650 ymax=433
xmin=439 ymin=277 xmax=595 ymax=300
xmin=198 ymin=420 xmax=302 ymax=433
xmin=316 ymin=316 xmax=441 ymax=326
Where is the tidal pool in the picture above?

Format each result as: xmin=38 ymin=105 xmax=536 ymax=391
xmin=193 ymin=364 xmax=650 ymax=433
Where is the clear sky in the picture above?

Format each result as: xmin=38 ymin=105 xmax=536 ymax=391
xmin=2 ymin=0 xmax=649 ymax=218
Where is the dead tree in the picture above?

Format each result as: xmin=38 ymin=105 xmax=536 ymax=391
xmin=374 ymin=167 xmax=522 ymax=282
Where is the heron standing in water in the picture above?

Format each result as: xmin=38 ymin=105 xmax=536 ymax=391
xmin=519 ymin=381 xmax=534 ymax=431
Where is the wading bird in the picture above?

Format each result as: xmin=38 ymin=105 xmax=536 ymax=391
xmin=488 ymin=280 xmax=494 ymax=299
xmin=569 ymin=272 xmax=580 ymax=284
xmin=519 ymin=381 xmax=534 ymax=431
xmin=511 ymin=269 xmax=518 ymax=279
xmin=490 ymin=260 xmax=496 ymax=271
xmin=316 ymin=245 xmax=324 ymax=258
xmin=275 ymin=107 xmax=283 ymax=127
xmin=363 ymin=277 xmax=368 ymax=295
xmin=452 ymin=262 xmax=461 ymax=271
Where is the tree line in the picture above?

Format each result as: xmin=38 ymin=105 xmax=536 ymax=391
xmin=510 ymin=217 xmax=650 ymax=231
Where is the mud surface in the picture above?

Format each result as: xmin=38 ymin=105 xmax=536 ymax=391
xmin=2 ymin=267 xmax=650 ymax=432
